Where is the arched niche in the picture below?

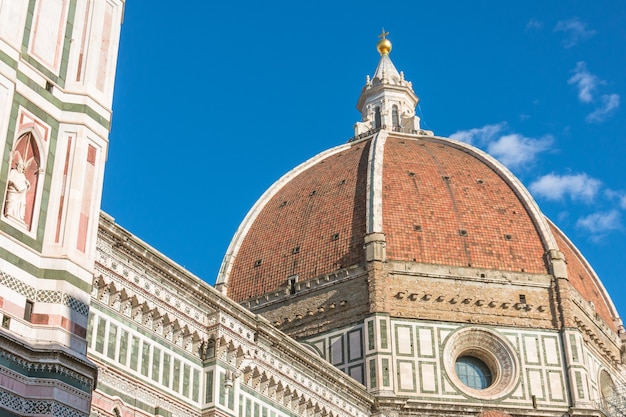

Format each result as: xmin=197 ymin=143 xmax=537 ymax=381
xmin=3 ymin=130 xmax=44 ymax=231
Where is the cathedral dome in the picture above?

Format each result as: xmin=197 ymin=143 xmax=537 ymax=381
xmin=216 ymin=37 xmax=621 ymax=337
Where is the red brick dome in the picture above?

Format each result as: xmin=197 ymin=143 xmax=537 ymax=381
xmin=216 ymin=130 xmax=620 ymax=332
xmin=220 ymin=134 xmax=549 ymax=298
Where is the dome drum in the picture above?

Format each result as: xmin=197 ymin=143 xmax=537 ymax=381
xmin=383 ymin=268 xmax=557 ymax=330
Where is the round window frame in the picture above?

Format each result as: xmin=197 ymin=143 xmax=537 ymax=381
xmin=443 ymin=327 xmax=519 ymax=399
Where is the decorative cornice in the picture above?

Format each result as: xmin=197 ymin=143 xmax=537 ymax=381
xmin=0 ymin=330 xmax=97 ymax=391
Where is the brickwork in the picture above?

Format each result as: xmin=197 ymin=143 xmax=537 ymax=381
xmin=382 ymin=137 xmax=549 ymax=274
xmin=228 ymin=141 xmax=370 ymax=301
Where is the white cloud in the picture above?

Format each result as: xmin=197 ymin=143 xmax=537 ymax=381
xmin=449 ymin=123 xmax=504 ymax=145
xmin=586 ymin=93 xmax=620 ymax=123
xmin=529 ymin=173 xmax=602 ymax=202
xmin=526 ymin=18 xmax=543 ymax=31
xmin=486 ymin=134 xmax=552 ymax=169
xmin=568 ymin=63 xmax=619 ymax=123
xmin=554 ymin=17 xmax=596 ymax=48
xmin=576 ymin=210 xmax=622 ymax=236
xmin=451 ymin=123 xmax=551 ymax=169
xmin=568 ymin=62 xmax=600 ymax=103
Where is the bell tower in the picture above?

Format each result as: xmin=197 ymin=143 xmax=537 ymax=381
xmin=0 ymin=0 xmax=125 ymax=415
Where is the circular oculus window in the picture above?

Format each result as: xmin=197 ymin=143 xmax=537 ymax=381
xmin=443 ymin=327 xmax=519 ymax=399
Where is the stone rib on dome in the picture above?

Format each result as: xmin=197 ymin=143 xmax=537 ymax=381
xmin=550 ymin=221 xmax=619 ymax=331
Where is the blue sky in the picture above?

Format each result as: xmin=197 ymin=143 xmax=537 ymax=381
xmin=103 ymin=1 xmax=626 ymax=317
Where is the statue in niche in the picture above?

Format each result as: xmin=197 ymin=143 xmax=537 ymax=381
xmin=5 ymin=157 xmax=30 ymax=223
xmin=4 ymin=133 xmax=40 ymax=229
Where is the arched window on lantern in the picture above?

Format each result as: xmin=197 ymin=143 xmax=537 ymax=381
xmin=374 ymin=107 xmax=381 ymax=129
xmin=392 ymin=105 xmax=400 ymax=131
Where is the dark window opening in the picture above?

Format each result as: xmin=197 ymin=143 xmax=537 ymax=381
xmin=253 ymin=259 xmax=262 ymax=268
xmin=24 ymin=300 xmax=34 ymax=322
xmin=392 ymin=105 xmax=399 ymax=130
xmin=519 ymin=294 xmax=527 ymax=304
xmin=374 ymin=107 xmax=381 ymax=129
xmin=204 ymin=338 xmax=216 ymax=359
xmin=288 ymin=275 xmax=298 ymax=295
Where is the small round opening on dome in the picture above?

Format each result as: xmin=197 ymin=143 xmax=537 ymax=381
xmin=455 ymin=356 xmax=493 ymax=390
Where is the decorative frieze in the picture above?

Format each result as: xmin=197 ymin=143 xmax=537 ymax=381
xmin=0 ymin=389 xmax=87 ymax=417
xmin=0 ymin=269 xmax=89 ymax=316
